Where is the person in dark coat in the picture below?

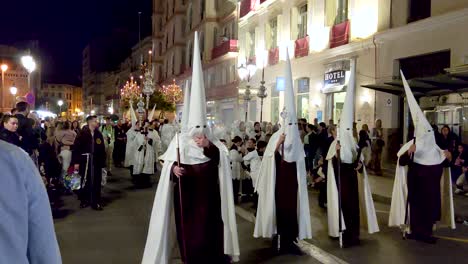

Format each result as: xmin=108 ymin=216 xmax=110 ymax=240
xmin=0 ymin=115 xmax=21 ymax=147
xmin=14 ymin=102 xmax=39 ymax=155
xmin=113 ymin=119 xmax=127 ymax=168
xmin=72 ymin=115 xmax=106 ymax=210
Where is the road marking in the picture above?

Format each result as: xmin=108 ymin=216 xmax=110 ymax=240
xmin=235 ymin=206 xmax=349 ymax=264
xmin=296 ymin=240 xmax=349 ymax=264
xmin=434 ymin=235 xmax=468 ymax=243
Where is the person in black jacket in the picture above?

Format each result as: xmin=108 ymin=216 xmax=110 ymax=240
xmin=0 ymin=115 xmax=21 ymax=147
xmin=72 ymin=115 xmax=106 ymax=211
xmin=14 ymin=102 xmax=39 ymax=155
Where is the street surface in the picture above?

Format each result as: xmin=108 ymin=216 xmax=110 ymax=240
xmin=54 ymin=167 xmax=468 ymax=264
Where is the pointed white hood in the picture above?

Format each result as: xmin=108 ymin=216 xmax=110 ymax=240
xmin=338 ymin=58 xmax=358 ymax=164
xmin=129 ymin=101 xmax=138 ymax=128
xmin=281 ymin=51 xmax=304 ymax=162
xmin=148 ymin=104 xmax=157 ymax=122
xmin=186 ymin=31 xmax=209 ymax=137
xmin=181 ymin=80 xmax=191 ymax=133
xmin=399 ymin=71 xmax=445 ymax=165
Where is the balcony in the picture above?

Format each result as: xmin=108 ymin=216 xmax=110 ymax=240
xmin=240 ymin=0 xmax=257 ymax=18
xmin=330 ymin=20 xmax=350 ymax=48
xmin=268 ymin=47 xmax=279 ymax=66
xmin=294 ymin=36 xmax=309 ymax=58
xmin=211 ymin=40 xmax=238 ymax=60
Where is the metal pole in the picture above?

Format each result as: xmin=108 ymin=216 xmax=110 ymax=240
xmin=260 ymin=97 xmax=264 ymax=123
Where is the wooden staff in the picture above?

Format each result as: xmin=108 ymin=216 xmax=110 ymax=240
xmin=336 ymin=140 xmax=343 ymax=248
xmin=175 ymin=132 xmax=187 ymax=259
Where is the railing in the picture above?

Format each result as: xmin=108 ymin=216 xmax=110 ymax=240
xmin=295 ymin=36 xmax=309 ymax=58
xmin=268 ymin=47 xmax=279 ymax=66
xmin=211 ymin=40 xmax=238 ymax=60
xmin=240 ymin=0 xmax=256 ymax=18
xmin=330 ymin=20 xmax=350 ymax=48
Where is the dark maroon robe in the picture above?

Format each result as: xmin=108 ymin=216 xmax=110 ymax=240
xmin=332 ymin=158 xmax=360 ymax=244
xmin=274 ymin=152 xmax=299 ymax=246
xmin=172 ymin=143 xmax=229 ymax=264
xmin=399 ymin=153 xmax=444 ymax=238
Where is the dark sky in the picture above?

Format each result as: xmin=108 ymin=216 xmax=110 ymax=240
xmin=0 ymin=0 xmax=152 ymax=86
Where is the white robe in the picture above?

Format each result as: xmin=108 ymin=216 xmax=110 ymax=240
xmin=124 ymin=129 xmax=137 ymax=168
xmin=229 ymin=149 xmax=243 ymax=180
xmin=325 ymin=139 xmax=380 ymax=238
xmin=253 ymin=131 xmax=312 ymax=240
xmin=388 ymin=142 xmax=455 ymax=230
xmin=160 ymin=124 xmax=176 ymax=153
xmin=133 ymin=133 xmax=155 ymax=175
xmin=142 ymin=134 xmax=240 ymax=264
xmin=149 ymin=130 xmax=162 ymax=161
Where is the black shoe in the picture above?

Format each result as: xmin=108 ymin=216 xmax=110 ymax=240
xmin=92 ymin=204 xmax=104 ymax=211
xmin=80 ymin=202 xmax=89 ymax=208
xmin=284 ymin=243 xmax=304 ymax=255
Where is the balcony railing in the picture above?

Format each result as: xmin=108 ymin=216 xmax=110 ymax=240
xmin=211 ymin=40 xmax=238 ymax=60
xmin=330 ymin=20 xmax=350 ymax=48
xmin=294 ymin=36 xmax=309 ymax=58
xmin=240 ymin=0 xmax=256 ymax=18
xmin=268 ymin=47 xmax=279 ymax=66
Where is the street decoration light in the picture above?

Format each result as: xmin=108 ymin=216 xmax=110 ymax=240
xmin=238 ymin=60 xmax=257 ymax=122
xmin=257 ymin=67 xmax=268 ymax=122
xmin=21 ymin=55 xmax=36 ymax=107
xmin=10 ymin=86 xmax=17 ymax=108
xmin=161 ymin=79 xmax=183 ymax=105
xmin=57 ymin=100 xmax=64 ymax=116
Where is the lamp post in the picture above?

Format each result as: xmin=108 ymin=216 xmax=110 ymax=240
xmin=10 ymin=86 xmax=17 ymax=108
xmin=238 ymin=61 xmax=257 ymax=122
xmin=21 ymin=56 xmax=36 ymax=93
xmin=58 ymin=100 xmax=64 ymax=116
xmin=1 ymin=64 xmax=8 ymax=109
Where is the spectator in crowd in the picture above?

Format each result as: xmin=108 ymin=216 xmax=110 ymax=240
xmin=72 ymin=120 xmax=81 ymax=134
xmin=303 ymin=124 xmax=316 ymax=176
xmin=55 ymin=121 xmax=77 ymax=178
xmin=113 ymin=119 xmax=127 ymax=168
xmin=11 ymin=108 xmax=17 ymax=115
xmin=370 ymin=119 xmax=384 ymax=176
xmin=0 ymin=140 xmax=62 ymax=264
xmin=352 ymin=122 xmax=359 ymax=142
xmin=72 ymin=115 xmax=106 ymax=211
xmin=252 ymin=122 xmax=265 ymax=141
xmin=14 ymin=101 xmax=39 ymax=156
xmin=359 ymin=124 xmax=372 ymax=166
xmin=230 ymin=136 xmax=244 ymax=203
xmin=100 ymin=117 xmax=115 ymax=176
xmin=452 ymin=143 xmax=468 ymax=193
xmin=437 ymin=125 xmax=458 ymax=153
xmin=0 ymin=114 xmax=21 ymax=147
xmin=318 ymin=122 xmax=328 ymax=156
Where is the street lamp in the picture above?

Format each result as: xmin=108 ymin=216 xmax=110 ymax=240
xmin=1 ymin=64 xmax=8 ymax=108
xmin=21 ymin=56 xmax=36 ymax=106
xmin=238 ymin=61 xmax=257 ymax=122
xmin=10 ymin=86 xmax=17 ymax=108
xmin=57 ymin=100 xmax=63 ymax=116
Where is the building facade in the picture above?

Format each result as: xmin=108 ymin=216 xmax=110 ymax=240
xmin=0 ymin=45 xmax=41 ymax=113
xmin=153 ymin=0 xmax=240 ymax=124
xmin=38 ymin=84 xmax=83 ymax=117
xmin=238 ymin=0 xmax=468 ymax=163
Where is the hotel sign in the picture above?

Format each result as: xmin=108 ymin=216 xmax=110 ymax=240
xmin=322 ymin=70 xmax=348 ymax=93
xmin=324 ymin=70 xmax=346 ymax=85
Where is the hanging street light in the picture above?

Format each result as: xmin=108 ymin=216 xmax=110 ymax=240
xmin=238 ymin=61 xmax=257 ymax=122
xmin=57 ymin=100 xmax=64 ymax=116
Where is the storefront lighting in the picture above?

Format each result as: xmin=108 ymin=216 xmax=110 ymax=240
xmin=361 ymin=91 xmax=371 ymax=104
xmin=351 ymin=4 xmax=378 ymax=39
xmin=312 ymin=97 xmax=322 ymax=107
xmin=316 ymin=83 xmax=323 ymax=91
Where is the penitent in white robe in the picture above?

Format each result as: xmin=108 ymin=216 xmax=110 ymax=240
xmin=325 ymin=139 xmax=380 ymax=238
xmin=253 ymin=131 xmax=312 ymax=240
xmin=141 ymin=133 xmax=239 ymax=264
xmin=133 ymin=133 xmax=156 ymax=175
xmin=124 ymin=129 xmax=138 ymax=168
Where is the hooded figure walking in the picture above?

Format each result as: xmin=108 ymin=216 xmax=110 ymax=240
xmin=325 ymin=57 xmax=379 ymax=248
xmin=141 ymin=32 xmax=239 ymax=264
xmin=254 ymin=51 xmax=312 ymax=254
xmin=389 ymin=71 xmax=455 ymax=244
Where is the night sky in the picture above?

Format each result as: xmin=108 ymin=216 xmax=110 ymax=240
xmin=0 ymin=0 xmax=152 ymax=86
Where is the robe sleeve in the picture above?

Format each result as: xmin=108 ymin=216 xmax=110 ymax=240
xmin=399 ymin=152 xmax=411 ymax=166
xmin=204 ymin=142 xmax=220 ymax=166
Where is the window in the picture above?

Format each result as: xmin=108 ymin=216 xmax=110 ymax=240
xmin=188 ymin=3 xmax=193 ymax=30
xmin=298 ymin=5 xmax=308 ymax=39
xmin=325 ymin=0 xmax=348 ymax=26
xmin=408 ymin=0 xmax=431 ymax=23
xmin=268 ymin=17 xmax=278 ymax=49
xmin=248 ymin=30 xmax=255 ymax=59
xmin=296 ymin=78 xmax=310 ymax=119
xmin=201 ymin=0 xmax=206 ymax=20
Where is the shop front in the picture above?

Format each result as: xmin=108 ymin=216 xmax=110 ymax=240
xmin=322 ymin=60 xmax=352 ymax=125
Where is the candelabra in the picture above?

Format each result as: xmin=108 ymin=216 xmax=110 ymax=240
xmin=257 ymin=72 xmax=268 ymax=122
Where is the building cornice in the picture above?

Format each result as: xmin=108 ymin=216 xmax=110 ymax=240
xmin=375 ymin=8 xmax=468 ymax=41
